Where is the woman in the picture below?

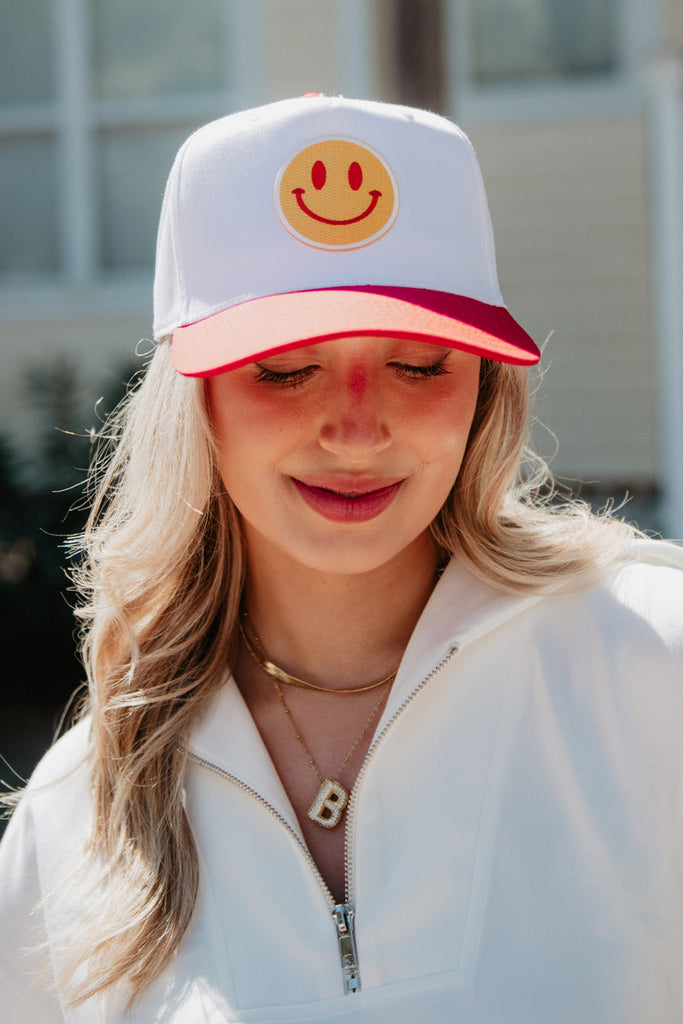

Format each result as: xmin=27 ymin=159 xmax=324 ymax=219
xmin=1 ymin=95 xmax=682 ymax=1024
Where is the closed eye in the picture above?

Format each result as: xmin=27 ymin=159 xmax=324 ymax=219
xmin=254 ymin=364 xmax=318 ymax=388
xmin=391 ymin=358 xmax=450 ymax=380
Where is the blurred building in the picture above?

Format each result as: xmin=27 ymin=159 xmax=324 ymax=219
xmin=1 ymin=0 xmax=682 ymax=532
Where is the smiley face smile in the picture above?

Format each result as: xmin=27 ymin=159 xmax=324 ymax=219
xmin=292 ymin=187 xmax=381 ymax=226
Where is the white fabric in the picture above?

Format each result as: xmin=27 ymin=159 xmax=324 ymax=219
xmin=1 ymin=540 xmax=683 ymax=1022
xmin=152 ymin=96 xmax=503 ymax=340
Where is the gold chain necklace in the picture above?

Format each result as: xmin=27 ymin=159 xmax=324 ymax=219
xmin=272 ymin=677 xmax=391 ymax=829
xmin=240 ymin=611 xmax=401 ymax=695
xmin=239 ymin=611 xmax=397 ymax=827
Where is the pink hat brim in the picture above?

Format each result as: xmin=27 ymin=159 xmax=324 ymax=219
xmin=171 ymin=286 xmax=540 ymax=377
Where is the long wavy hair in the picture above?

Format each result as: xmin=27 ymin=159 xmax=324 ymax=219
xmin=62 ymin=341 xmax=635 ymax=1003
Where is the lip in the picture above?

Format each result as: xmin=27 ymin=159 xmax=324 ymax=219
xmin=292 ymin=477 xmax=403 ymax=523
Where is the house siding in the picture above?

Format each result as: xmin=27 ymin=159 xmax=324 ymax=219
xmin=468 ymin=114 xmax=656 ymax=481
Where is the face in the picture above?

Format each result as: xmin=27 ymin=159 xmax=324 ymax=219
xmin=206 ymin=336 xmax=480 ymax=578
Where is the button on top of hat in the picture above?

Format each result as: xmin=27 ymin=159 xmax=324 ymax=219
xmin=276 ymin=138 xmax=399 ymax=251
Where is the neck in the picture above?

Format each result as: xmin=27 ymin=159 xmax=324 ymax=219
xmin=242 ymin=533 xmax=440 ymax=691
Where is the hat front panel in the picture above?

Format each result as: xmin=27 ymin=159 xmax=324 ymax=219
xmin=163 ymin=97 xmax=504 ymax=334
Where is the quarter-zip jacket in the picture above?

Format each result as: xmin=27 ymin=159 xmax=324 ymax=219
xmin=1 ymin=540 xmax=682 ymax=1023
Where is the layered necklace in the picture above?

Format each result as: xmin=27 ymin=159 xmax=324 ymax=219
xmin=240 ymin=612 xmax=399 ymax=829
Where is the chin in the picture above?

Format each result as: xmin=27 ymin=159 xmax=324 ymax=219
xmin=304 ymin=554 xmax=398 ymax=577
xmin=288 ymin=529 xmax=434 ymax=578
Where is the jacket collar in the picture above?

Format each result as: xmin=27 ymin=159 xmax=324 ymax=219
xmin=187 ymin=555 xmax=546 ymax=808
xmin=393 ymin=538 xmax=683 ymax=700
xmin=188 ymin=668 xmax=301 ymax=833
xmin=390 ymin=554 xmax=545 ymax=691
xmin=373 ymin=553 xmax=549 ymax=736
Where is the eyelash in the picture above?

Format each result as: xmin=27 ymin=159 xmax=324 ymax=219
xmin=392 ymin=359 xmax=450 ymax=380
xmin=254 ymin=365 xmax=317 ymax=388
xmin=254 ymin=359 xmax=450 ymax=388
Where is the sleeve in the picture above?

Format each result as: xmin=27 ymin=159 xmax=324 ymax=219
xmin=0 ymin=798 xmax=65 ymax=1023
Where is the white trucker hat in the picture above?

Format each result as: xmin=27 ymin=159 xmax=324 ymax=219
xmin=153 ymin=94 xmax=540 ymax=376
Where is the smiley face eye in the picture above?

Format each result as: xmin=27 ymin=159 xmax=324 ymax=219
xmin=348 ymin=161 xmax=363 ymax=191
xmin=311 ymin=160 xmax=326 ymax=190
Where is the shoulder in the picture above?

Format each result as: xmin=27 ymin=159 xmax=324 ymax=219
xmin=0 ymin=721 xmax=93 ymax=1020
xmin=518 ymin=541 xmax=683 ymax=737
xmin=605 ymin=540 xmax=683 ymax=649
xmin=550 ymin=541 xmax=683 ymax=794
xmin=567 ymin=539 xmax=683 ymax=656
xmin=24 ymin=716 xmax=94 ymax=830
xmin=28 ymin=715 xmax=93 ymax=790
xmin=1 ymin=718 xmax=94 ymax=888
xmin=476 ymin=538 xmax=683 ymax=700
xmin=486 ymin=541 xmax=683 ymax=770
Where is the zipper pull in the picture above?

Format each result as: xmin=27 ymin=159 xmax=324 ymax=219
xmin=332 ymin=903 xmax=361 ymax=993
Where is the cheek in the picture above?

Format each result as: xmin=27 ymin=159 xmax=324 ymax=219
xmin=207 ymin=380 xmax=270 ymax=441
xmin=205 ymin=380 xmax=257 ymax=490
xmin=406 ymin=386 xmax=479 ymax=468
xmin=205 ymin=379 xmax=311 ymax=488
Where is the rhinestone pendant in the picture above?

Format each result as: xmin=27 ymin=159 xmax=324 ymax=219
xmin=308 ymin=779 xmax=349 ymax=829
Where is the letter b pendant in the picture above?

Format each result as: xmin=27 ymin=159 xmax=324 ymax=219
xmin=308 ymin=779 xmax=349 ymax=829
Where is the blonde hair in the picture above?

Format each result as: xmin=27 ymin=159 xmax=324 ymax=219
xmin=430 ymin=358 xmax=637 ymax=590
xmin=62 ymin=342 xmax=635 ymax=1003
xmin=64 ymin=344 xmax=244 ymax=1002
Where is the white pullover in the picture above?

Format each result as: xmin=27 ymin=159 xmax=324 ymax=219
xmin=1 ymin=541 xmax=682 ymax=1023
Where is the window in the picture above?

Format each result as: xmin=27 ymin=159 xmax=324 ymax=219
xmin=471 ymin=0 xmax=617 ymax=83
xmin=0 ymin=0 xmax=244 ymax=282
xmin=0 ymin=0 xmax=58 ymax=275
xmin=445 ymin=0 xmax=643 ymax=123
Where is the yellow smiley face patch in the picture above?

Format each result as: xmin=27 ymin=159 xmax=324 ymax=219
xmin=276 ymin=138 xmax=399 ymax=250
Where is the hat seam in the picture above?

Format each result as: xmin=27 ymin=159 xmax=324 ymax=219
xmin=168 ymin=135 xmax=193 ymax=335
xmin=173 ymin=284 xmax=499 ymax=332
xmin=465 ymin=143 xmax=499 ymax=299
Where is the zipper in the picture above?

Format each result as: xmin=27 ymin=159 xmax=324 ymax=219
xmin=332 ymin=904 xmax=361 ymax=993
xmin=342 ymin=642 xmax=460 ymax=907
xmin=186 ymin=750 xmax=337 ymax=907
xmin=186 ymin=641 xmax=459 ymax=997
xmin=187 ymin=753 xmax=363 ymax=993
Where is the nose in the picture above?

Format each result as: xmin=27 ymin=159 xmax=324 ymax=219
xmin=317 ymin=370 xmax=392 ymax=459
